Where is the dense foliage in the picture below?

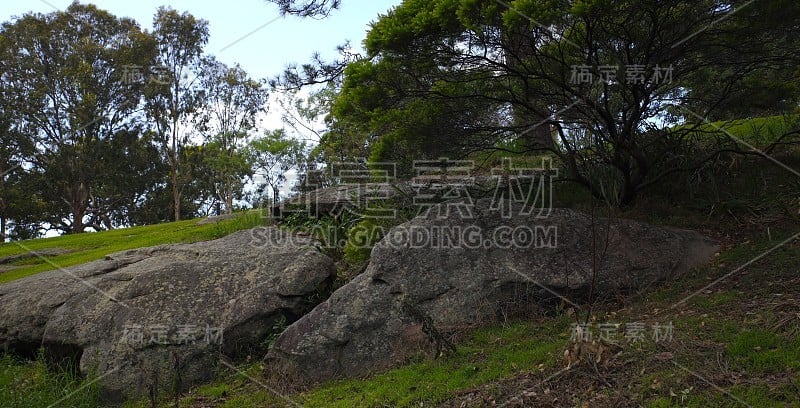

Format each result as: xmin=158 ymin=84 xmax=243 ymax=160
xmin=320 ymin=0 xmax=800 ymax=204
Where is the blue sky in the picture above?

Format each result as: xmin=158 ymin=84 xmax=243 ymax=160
xmin=1 ymin=0 xmax=401 ymax=82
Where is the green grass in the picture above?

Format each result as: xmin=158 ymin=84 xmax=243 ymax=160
xmin=634 ymin=234 xmax=800 ymax=407
xmin=0 ymin=210 xmax=269 ymax=407
xmin=0 ymin=210 xmax=267 ymax=284
xmin=686 ymin=290 xmax=740 ymax=309
xmin=709 ymin=114 xmax=799 ymax=144
xmin=299 ymin=320 xmax=565 ymax=407
xmin=3 ymin=115 xmax=800 ymax=407
xmin=196 ymin=383 xmax=233 ymax=399
xmin=726 ymin=330 xmax=800 ymax=373
xmin=153 ymin=318 xmax=567 ymax=408
xmin=0 ymin=353 xmax=101 ymax=408
xmin=4 ymin=207 xmax=798 ymax=407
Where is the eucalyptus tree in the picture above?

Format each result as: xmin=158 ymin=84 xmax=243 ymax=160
xmin=265 ymin=0 xmax=342 ymax=17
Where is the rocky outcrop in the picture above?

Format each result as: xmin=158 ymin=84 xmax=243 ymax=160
xmin=266 ymin=199 xmax=717 ymax=384
xmin=0 ymin=227 xmax=335 ymax=402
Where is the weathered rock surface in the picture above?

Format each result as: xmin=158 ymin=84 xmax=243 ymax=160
xmin=0 ymin=227 xmax=335 ymax=402
xmin=266 ymin=199 xmax=717 ymax=383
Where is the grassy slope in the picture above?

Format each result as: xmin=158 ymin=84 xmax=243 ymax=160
xmin=695 ymin=114 xmax=799 ymax=144
xmin=0 ymin=211 xmax=266 ymax=284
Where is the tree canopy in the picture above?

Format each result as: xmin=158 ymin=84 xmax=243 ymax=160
xmin=0 ymin=4 xmax=299 ymax=238
xmin=1 ymin=0 xmax=798 ymax=238
xmin=320 ymin=0 xmax=800 ymax=204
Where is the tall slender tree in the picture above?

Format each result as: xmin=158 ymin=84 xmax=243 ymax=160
xmin=145 ymin=7 xmax=209 ymax=221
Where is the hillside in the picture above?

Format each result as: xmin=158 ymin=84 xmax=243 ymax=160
xmin=1 ymin=135 xmax=799 ymax=407
xmin=2 ymin=0 xmax=799 ymax=406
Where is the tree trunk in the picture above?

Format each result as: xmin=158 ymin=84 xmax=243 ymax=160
xmin=225 ymin=194 xmax=233 ymax=215
xmin=502 ymin=24 xmax=556 ymax=151
xmin=522 ymin=122 xmax=556 ymax=151
xmin=71 ymin=183 xmax=88 ymax=234
xmin=169 ymin=84 xmax=183 ymax=222
xmin=0 ymin=168 xmax=5 ymax=242
xmin=171 ymin=120 xmax=181 ymax=221
xmin=272 ymin=186 xmax=280 ymax=208
xmin=171 ymin=164 xmax=180 ymax=221
xmin=224 ymin=177 xmax=234 ymax=215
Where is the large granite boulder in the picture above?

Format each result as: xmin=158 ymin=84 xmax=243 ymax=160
xmin=266 ymin=199 xmax=717 ymax=383
xmin=0 ymin=227 xmax=335 ymax=402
